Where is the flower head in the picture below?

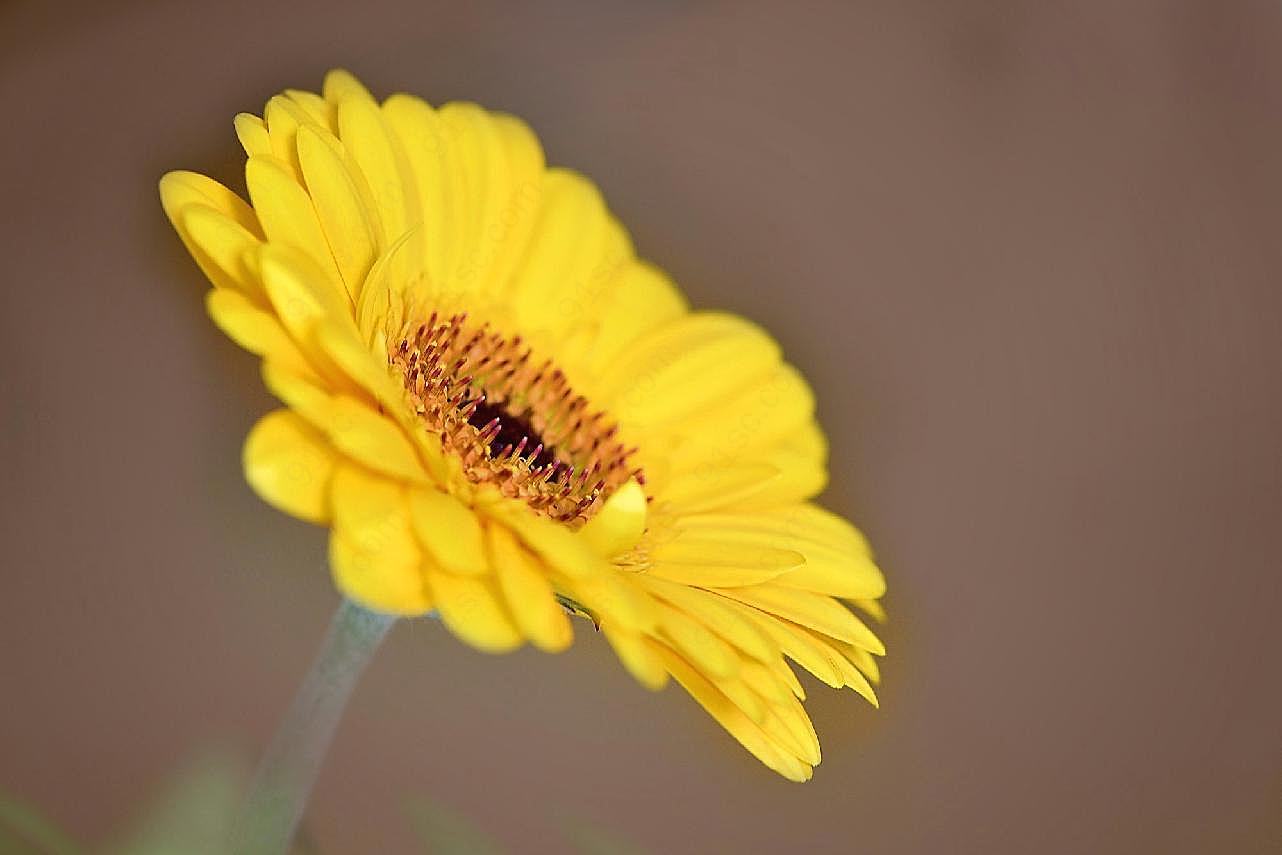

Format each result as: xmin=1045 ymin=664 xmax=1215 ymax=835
xmin=160 ymin=70 xmax=886 ymax=780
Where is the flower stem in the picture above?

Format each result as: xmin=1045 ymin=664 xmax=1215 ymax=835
xmin=235 ymin=599 xmax=396 ymax=855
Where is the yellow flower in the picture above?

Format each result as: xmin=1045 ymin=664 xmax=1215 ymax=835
xmin=160 ymin=70 xmax=886 ymax=781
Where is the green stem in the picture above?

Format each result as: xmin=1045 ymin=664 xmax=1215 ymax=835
xmin=235 ymin=599 xmax=395 ymax=855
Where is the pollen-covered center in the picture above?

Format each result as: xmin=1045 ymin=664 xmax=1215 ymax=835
xmin=389 ymin=312 xmax=641 ymax=526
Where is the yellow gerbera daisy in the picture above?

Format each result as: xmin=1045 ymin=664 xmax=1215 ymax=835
xmin=160 ymin=69 xmax=886 ymax=781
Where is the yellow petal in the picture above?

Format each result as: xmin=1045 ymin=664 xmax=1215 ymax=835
xmin=652 ymin=600 xmax=739 ymax=680
xmin=598 ymin=313 xmax=776 ymax=417
xmin=600 ymin=625 xmax=668 ymax=690
xmin=852 ymin=597 xmax=887 ymax=624
xmin=718 ymin=599 xmax=844 ymax=688
xmin=408 ymin=488 xmax=487 ymax=574
xmin=487 ymin=525 xmax=573 ymax=652
xmin=488 ymin=502 xmax=602 ymax=579
xmin=181 ymin=204 xmax=263 ymax=299
xmin=586 ymin=261 xmax=688 ymax=367
xmin=285 ymin=88 xmax=334 ymax=130
xmin=426 ymin=567 xmax=523 ymax=653
xmin=651 ymin=463 xmax=781 ymax=514
xmin=242 ymin=410 xmax=336 ymax=523
xmin=328 ymin=463 xmax=430 ymax=614
xmin=160 ymin=171 xmax=262 ymax=292
xmin=204 ymin=290 xmax=313 ymax=377
xmin=263 ymin=95 xmax=307 ymax=178
xmin=322 ymin=68 xmax=374 ymax=105
xmin=234 ymin=113 xmax=272 ymax=158
xmin=661 ymin=364 xmax=814 ymax=473
xmin=762 ymin=697 xmax=822 ymax=766
xmin=651 ymin=642 xmax=812 ymax=781
xmin=716 ymin=586 xmax=885 ymax=654
xmin=244 ymin=155 xmax=344 ymax=287
xmin=675 ymin=508 xmax=885 ymax=599
xmin=296 ymin=123 xmax=380 ymax=300
xmin=837 ymin=640 xmax=882 ymax=685
xmin=731 ymin=422 xmax=828 ymax=508
xmin=337 ymin=91 xmax=417 ymax=249
xmin=260 ymin=361 xmax=332 ymax=429
xmin=645 ymin=530 xmax=801 ymax=588
xmin=381 ymin=93 xmax=462 ymax=285
xmin=480 ymin=113 xmax=546 ymax=296
xmin=739 ymin=659 xmax=792 ymax=705
xmin=433 ymin=103 xmax=510 ymax=295
xmin=506 ymin=169 xmax=629 ymax=333
xmin=326 ymin=395 xmax=428 ymax=484
xmin=331 ymin=531 xmax=430 ymax=615
xmin=633 ymin=576 xmax=774 ymax=662
xmin=159 ymin=170 xmax=261 ymax=235
xmin=256 ymin=244 xmax=343 ymax=337
xmin=313 ymin=319 xmax=408 ymax=413
xmin=578 ymin=478 xmax=647 ymax=558
xmin=556 ymin=569 xmax=655 ymax=632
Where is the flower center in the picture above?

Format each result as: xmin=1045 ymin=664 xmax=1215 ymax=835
xmin=389 ymin=312 xmax=640 ymax=526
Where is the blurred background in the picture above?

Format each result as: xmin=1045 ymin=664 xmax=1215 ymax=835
xmin=3 ymin=1 xmax=1281 ymax=852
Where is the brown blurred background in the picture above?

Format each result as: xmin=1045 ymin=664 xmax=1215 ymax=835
xmin=3 ymin=1 xmax=1281 ymax=852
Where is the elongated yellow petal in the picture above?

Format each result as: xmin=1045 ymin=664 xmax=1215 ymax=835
xmin=556 ymin=568 xmax=654 ymax=632
xmin=256 ymin=243 xmax=349 ymax=343
xmin=261 ymin=362 xmax=332 ymax=429
xmin=654 ymin=535 xmax=803 ymax=575
xmin=731 ymin=422 xmax=828 ymax=508
xmin=718 ymin=598 xmax=845 ymax=688
xmin=651 ymin=463 xmax=782 ymax=513
xmin=264 ymin=95 xmax=308 ymax=178
xmin=159 ymin=170 xmax=261 ymax=235
xmin=204 ymin=290 xmax=313 ymax=378
xmin=674 ymin=508 xmax=885 ymax=599
xmin=297 ymin=123 xmax=380 ymax=301
xmin=598 ymin=313 xmax=776 ymax=416
xmin=427 ymin=568 xmax=523 ymax=653
xmin=739 ymin=659 xmax=792 ymax=705
xmin=579 ymin=478 xmax=647 ymax=558
xmin=328 ymin=463 xmax=430 ymax=614
xmin=488 ymin=502 xmax=601 ymax=579
xmin=852 ymin=597 xmax=887 ymax=624
xmin=331 ymin=531 xmax=431 ymax=615
xmin=322 ymin=68 xmax=374 ymax=105
xmin=245 ymin=155 xmax=344 ymax=287
xmin=762 ymin=697 xmax=821 ymax=766
xmin=714 ymin=585 xmax=884 ymax=654
xmin=507 ymin=169 xmax=629 ymax=334
xmin=326 ymin=395 xmax=428 ymax=484
xmin=160 ymin=172 xmax=262 ymax=293
xmin=652 ymin=642 xmax=812 ymax=781
xmin=601 ymin=624 xmax=668 ymax=690
xmin=481 ymin=113 xmax=546 ymax=297
xmin=243 ymin=410 xmax=336 ymax=523
xmin=337 ymin=92 xmax=417 ymax=249
xmin=585 ymin=261 xmax=688 ymax=368
xmin=408 ymin=488 xmax=487 ymax=575
xmin=837 ymin=640 xmax=882 ymax=685
xmin=633 ymin=576 xmax=775 ymax=662
xmin=381 ymin=93 xmax=462 ymax=285
xmin=661 ymin=364 xmax=814 ymax=473
xmin=181 ymin=204 xmax=263 ymax=299
xmin=652 ymin=600 xmax=738 ymax=680
xmin=487 ymin=525 xmax=573 ymax=652
xmin=285 ymin=88 xmax=334 ymax=130
xmin=234 ymin=113 xmax=272 ymax=158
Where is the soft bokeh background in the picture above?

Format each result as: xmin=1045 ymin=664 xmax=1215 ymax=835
xmin=3 ymin=1 xmax=1281 ymax=852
